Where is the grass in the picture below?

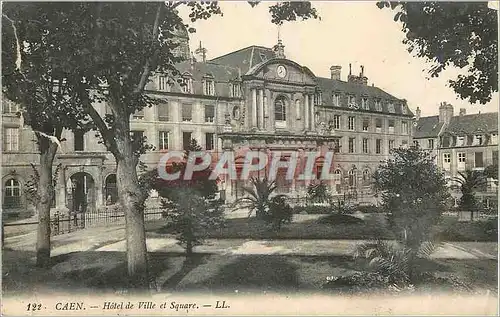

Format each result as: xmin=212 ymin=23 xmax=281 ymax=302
xmin=148 ymin=213 xmax=393 ymax=240
xmin=3 ymin=249 xmax=497 ymax=296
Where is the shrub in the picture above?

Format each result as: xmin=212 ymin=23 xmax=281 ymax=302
xmin=317 ymin=213 xmax=364 ymax=225
xmin=292 ymin=205 xmax=332 ymax=214
xmin=265 ymin=195 xmax=293 ymax=232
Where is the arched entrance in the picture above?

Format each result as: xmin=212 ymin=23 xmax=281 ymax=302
xmin=69 ymin=172 xmax=95 ymax=213
xmin=105 ymin=174 xmax=118 ymax=205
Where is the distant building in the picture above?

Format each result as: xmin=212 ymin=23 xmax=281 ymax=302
xmin=2 ymin=39 xmax=414 ymax=217
xmin=413 ymin=103 xmax=498 ymax=208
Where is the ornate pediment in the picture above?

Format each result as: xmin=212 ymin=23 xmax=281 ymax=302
xmin=245 ymin=59 xmax=316 ymax=86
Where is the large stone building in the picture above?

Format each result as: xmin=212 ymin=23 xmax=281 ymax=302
xmin=2 ymin=39 xmax=415 ymax=217
xmin=413 ymin=103 xmax=498 ymax=207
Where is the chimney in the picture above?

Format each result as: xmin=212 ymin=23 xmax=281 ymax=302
xmin=459 ymin=108 xmax=466 ymax=116
xmin=330 ymin=65 xmax=341 ymax=80
xmin=347 ymin=63 xmax=357 ymax=83
xmin=415 ymin=107 xmax=421 ymax=121
xmin=438 ymin=102 xmax=454 ymax=124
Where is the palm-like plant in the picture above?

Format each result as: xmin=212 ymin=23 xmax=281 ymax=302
xmin=232 ymin=176 xmax=279 ymax=219
xmin=353 ymin=240 xmax=439 ymax=286
xmin=451 ymin=170 xmax=488 ymax=216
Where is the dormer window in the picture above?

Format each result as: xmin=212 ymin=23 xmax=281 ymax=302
xmin=388 ymin=102 xmax=395 ymax=113
xmin=475 ymin=134 xmax=483 ymax=145
xmin=375 ymin=99 xmax=382 ymax=111
xmin=491 ymin=133 xmax=498 ymax=145
xmin=333 ymin=93 xmax=340 ymax=107
xmin=401 ymin=103 xmax=407 ymax=114
xmin=457 ymin=136 xmax=466 ymax=146
xmin=361 ymin=97 xmax=369 ymax=110
xmin=203 ymin=76 xmax=215 ymax=96
xmin=181 ymin=75 xmax=193 ymax=94
xmin=158 ymin=75 xmax=171 ymax=92
xmin=230 ymin=82 xmax=241 ymax=98
xmin=348 ymin=95 xmax=356 ymax=106
xmin=314 ymin=91 xmax=322 ymax=106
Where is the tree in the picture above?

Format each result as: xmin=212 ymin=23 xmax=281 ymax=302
xmin=378 ymin=2 xmax=498 ymax=104
xmin=451 ymin=170 xmax=488 ymax=219
xmin=3 ymin=1 xmax=319 ymax=287
xmin=373 ymin=147 xmax=449 ymax=251
xmin=2 ymin=3 xmax=90 ymax=267
xmin=307 ymin=181 xmax=331 ymax=204
xmin=266 ymin=195 xmax=293 ymax=232
xmin=234 ymin=176 xmax=278 ymax=219
xmin=162 ymin=188 xmax=225 ymax=256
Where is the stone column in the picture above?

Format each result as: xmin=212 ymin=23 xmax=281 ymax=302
xmin=252 ymin=88 xmax=257 ymax=128
xmin=304 ymin=94 xmax=309 ymax=131
xmin=310 ymin=95 xmax=315 ymax=129
xmin=268 ymin=90 xmax=274 ymax=132
xmin=259 ymin=89 xmax=265 ymax=130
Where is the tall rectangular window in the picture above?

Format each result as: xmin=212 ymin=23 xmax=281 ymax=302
xmin=428 ymin=139 xmax=434 ymax=149
xmin=475 ymin=135 xmax=483 ymax=145
xmin=376 ymin=139 xmax=382 ymax=154
xmin=388 ymin=119 xmax=395 ymax=134
xmin=348 ymin=95 xmax=356 ymax=106
xmin=205 ymin=132 xmax=215 ymax=150
xmin=74 ymin=130 xmax=84 ymax=151
xmin=333 ymin=115 xmax=341 ymax=129
xmin=348 ymin=138 xmax=355 ymax=153
xmin=183 ymin=132 xmax=192 ymax=151
xmin=457 ymin=136 xmax=465 ymax=146
xmin=443 ymin=153 xmax=451 ymax=170
xmin=314 ymin=92 xmax=322 ymax=106
xmin=389 ymin=139 xmax=395 ymax=151
xmin=475 ymin=152 xmax=484 ymax=168
xmin=348 ymin=116 xmax=355 ymax=130
xmin=458 ymin=152 xmax=466 ymax=171
xmin=361 ymin=97 xmax=369 ymax=110
xmin=157 ymin=103 xmax=169 ymax=121
xmin=362 ymin=138 xmax=369 ymax=154
xmin=375 ymin=99 xmax=382 ymax=111
xmin=333 ymin=139 xmax=340 ymax=153
xmin=375 ymin=118 xmax=382 ymax=132
xmin=181 ymin=77 xmax=193 ymax=94
xmin=203 ymin=79 xmax=215 ymax=96
xmin=387 ymin=102 xmax=395 ymax=113
xmin=362 ymin=118 xmax=369 ymax=131
xmin=230 ymin=83 xmax=241 ymax=97
xmin=182 ymin=104 xmax=192 ymax=122
xmin=4 ymin=128 xmax=19 ymax=151
xmin=158 ymin=131 xmax=169 ymax=150
xmin=333 ymin=93 xmax=340 ymax=107
xmin=158 ymin=75 xmax=170 ymax=92
xmin=204 ymin=104 xmax=215 ymax=123
xmin=401 ymin=121 xmax=408 ymax=135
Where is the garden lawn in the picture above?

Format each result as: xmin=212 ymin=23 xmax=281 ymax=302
xmin=2 ymin=249 xmax=497 ymax=296
xmin=147 ymin=213 xmax=497 ymax=242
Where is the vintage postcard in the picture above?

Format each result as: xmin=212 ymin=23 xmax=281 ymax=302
xmin=1 ymin=1 xmax=498 ymax=316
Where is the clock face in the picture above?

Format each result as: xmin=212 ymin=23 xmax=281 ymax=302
xmin=276 ymin=65 xmax=287 ymax=78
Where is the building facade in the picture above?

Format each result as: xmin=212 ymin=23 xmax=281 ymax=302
xmin=414 ymin=103 xmax=498 ymax=207
xmin=2 ymin=39 xmax=414 ymax=217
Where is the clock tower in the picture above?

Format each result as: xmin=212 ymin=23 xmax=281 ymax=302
xmin=273 ymin=39 xmax=286 ymax=59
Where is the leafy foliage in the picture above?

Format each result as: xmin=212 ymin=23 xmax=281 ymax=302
xmin=377 ymin=2 xmax=498 ymax=104
xmin=307 ymin=181 xmax=331 ymax=203
xmin=374 ymin=147 xmax=449 ymax=249
xmin=161 ymin=188 xmax=225 ymax=255
xmin=451 ymin=170 xmax=488 ymax=213
xmin=233 ymin=176 xmax=279 ymax=219
xmin=265 ymin=195 xmax=293 ymax=232
xmin=484 ymin=164 xmax=498 ymax=180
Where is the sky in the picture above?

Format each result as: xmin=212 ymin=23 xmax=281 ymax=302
xmin=179 ymin=1 xmax=499 ymax=117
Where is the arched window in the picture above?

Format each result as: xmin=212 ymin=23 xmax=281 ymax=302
xmin=105 ymin=174 xmax=118 ymax=205
xmin=348 ymin=169 xmax=357 ymax=187
xmin=362 ymin=169 xmax=371 ymax=185
xmin=333 ymin=169 xmax=342 ymax=183
xmin=274 ymin=96 xmax=287 ymax=128
xmin=4 ymin=178 xmax=21 ymax=208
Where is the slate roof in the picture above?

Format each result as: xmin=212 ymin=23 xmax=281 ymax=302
xmin=445 ymin=112 xmax=498 ymax=135
xmin=414 ymin=112 xmax=498 ymax=139
xmin=209 ymin=45 xmax=276 ymax=74
xmin=414 ymin=116 xmax=443 ymax=138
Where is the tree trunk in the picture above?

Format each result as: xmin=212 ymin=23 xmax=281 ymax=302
xmin=36 ymin=141 xmax=58 ymax=268
xmin=116 ymin=155 xmax=149 ymax=289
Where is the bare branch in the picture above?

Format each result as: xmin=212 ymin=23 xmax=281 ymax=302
xmin=133 ymin=3 xmax=163 ymax=95
xmin=2 ymin=14 xmax=22 ymax=71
